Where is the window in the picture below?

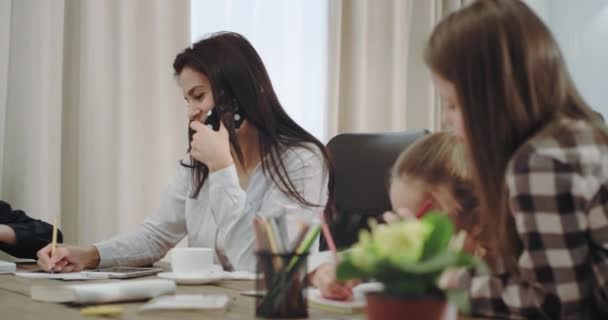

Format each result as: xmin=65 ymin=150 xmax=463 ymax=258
xmin=526 ymin=0 xmax=608 ymax=117
xmin=191 ymin=0 xmax=330 ymax=140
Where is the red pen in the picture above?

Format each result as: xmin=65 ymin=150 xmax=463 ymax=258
xmin=415 ymin=199 xmax=434 ymax=219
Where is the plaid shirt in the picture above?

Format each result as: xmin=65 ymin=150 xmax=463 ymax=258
xmin=465 ymin=117 xmax=608 ymax=319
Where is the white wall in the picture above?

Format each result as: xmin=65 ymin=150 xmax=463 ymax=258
xmin=524 ymin=0 xmax=550 ymax=23
xmin=190 ymin=0 xmax=329 ymax=141
xmin=526 ymin=0 xmax=608 ymax=117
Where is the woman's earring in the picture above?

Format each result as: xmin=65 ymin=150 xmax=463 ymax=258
xmin=232 ymin=99 xmax=243 ymax=129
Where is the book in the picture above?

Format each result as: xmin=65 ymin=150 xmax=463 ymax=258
xmin=307 ymin=282 xmax=383 ymax=314
xmin=31 ymin=279 xmax=176 ymax=304
xmin=0 ymin=260 xmax=16 ymax=274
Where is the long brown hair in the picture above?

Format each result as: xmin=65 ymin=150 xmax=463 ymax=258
xmin=424 ymin=0 xmax=600 ymax=266
xmin=173 ymin=32 xmax=335 ymax=219
xmin=392 ymin=132 xmax=479 ymax=238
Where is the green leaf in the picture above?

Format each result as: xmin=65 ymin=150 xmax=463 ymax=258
xmin=335 ymin=259 xmax=367 ymax=281
xmin=420 ymin=212 xmax=454 ymax=261
xmin=392 ymin=251 xmax=471 ymax=275
xmin=446 ymin=289 xmax=470 ymax=314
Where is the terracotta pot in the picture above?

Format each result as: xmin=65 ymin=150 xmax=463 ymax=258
xmin=365 ymin=292 xmax=447 ymax=320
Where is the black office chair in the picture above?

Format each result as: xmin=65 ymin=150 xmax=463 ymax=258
xmin=321 ymin=130 xmax=429 ymax=250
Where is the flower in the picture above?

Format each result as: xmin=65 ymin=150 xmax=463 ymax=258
xmin=350 ymin=229 xmax=376 ymax=272
xmin=336 ymin=211 xmax=484 ymax=310
xmin=373 ymin=220 xmax=432 ymax=266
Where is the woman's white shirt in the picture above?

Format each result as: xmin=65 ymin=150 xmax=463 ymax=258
xmin=94 ymin=144 xmax=328 ymax=272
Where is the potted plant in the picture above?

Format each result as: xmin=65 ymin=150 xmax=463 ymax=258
xmin=336 ymin=211 xmax=484 ymax=320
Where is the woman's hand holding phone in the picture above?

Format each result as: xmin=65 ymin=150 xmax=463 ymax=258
xmin=189 ymin=121 xmax=233 ymax=172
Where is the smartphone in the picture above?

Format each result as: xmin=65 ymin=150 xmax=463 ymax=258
xmin=204 ymin=98 xmax=245 ymax=131
xmin=81 ymin=267 xmax=163 ymax=279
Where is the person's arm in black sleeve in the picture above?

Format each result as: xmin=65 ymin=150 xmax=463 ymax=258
xmin=0 ymin=201 xmax=63 ymax=259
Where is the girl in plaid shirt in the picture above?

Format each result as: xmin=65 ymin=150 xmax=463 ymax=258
xmin=426 ymin=0 xmax=608 ymax=318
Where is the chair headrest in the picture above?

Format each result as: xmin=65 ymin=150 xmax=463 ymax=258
xmin=327 ymin=130 xmax=429 ymax=217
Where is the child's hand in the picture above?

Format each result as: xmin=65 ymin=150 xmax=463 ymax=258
xmin=382 ymin=208 xmax=415 ymax=223
xmin=310 ymin=263 xmax=359 ymax=300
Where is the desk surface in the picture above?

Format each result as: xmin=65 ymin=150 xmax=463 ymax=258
xmin=0 ymin=266 xmax=482 ymax=320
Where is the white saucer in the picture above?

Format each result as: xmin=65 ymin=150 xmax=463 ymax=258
xmin=158 ymin=271 xmax=224 ymax=285
xmin=158 ymin=265 xmax=224 ymax=285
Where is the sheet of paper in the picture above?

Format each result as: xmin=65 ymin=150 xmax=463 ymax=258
xmin=15 ymin=271 xmax=94 ymax=281
xmin=139 ymin=294 xmax=229 ymax=312
xmin=308 ymin=282 xmax=384 ymax=313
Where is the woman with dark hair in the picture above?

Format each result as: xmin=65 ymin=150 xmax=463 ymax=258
xmin=426 ymin=0 xmax=608 ymax=318
xmin=36 ymin=32 xmax=334 ymax=272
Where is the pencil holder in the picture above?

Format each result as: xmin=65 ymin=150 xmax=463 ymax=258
xmin=255 ymin=251 xmax=308 ymax=318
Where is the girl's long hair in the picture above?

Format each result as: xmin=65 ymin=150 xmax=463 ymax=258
xmin=424 ymin=0 xmax=601 ymax=267
xmin=392 ymin=132 xmax=479 ymax=240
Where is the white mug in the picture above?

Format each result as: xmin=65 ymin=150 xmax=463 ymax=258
xmin=171 ymin=247 xmax=216 ymax=275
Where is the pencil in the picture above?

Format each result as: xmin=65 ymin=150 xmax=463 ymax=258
xmin=287 ymin=225 xmax=320 ymax=271
xmin=51 ymin=217 xmax=58 ymax=255
xmin=50 ymin=216 xmax=58 ymax=270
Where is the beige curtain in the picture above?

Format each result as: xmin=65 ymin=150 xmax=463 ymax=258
xmin=327 ymin=0 xmax=413 ymax=136
xmin=0 ymin=0 xmax=13 ymax=196
xmin=431 ymin=0 xmax=473 ymax=129
xmin=326 ymin=0 xmax=472 ymax=137
xmin=0 ymin=0 xmax=190 ymax=245
xmin=441 ymin=0 xmax=473 ymax=15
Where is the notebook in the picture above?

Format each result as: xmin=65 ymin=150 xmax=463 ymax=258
xmin=307 ymin=282 xmax=383 ymax=314
xmin=0 ymin=260 xmax=16 ymax=274
xmin=31 ymin=279 xmax=176 ymax=304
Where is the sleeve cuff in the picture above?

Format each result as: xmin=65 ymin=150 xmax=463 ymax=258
xmin=93 ymin=242 xmax=114 ymax=268
xmin=208 ymin=164 xmax=240 ymax=189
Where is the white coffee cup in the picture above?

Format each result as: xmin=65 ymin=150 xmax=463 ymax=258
xmin=171 ymin=247 xmax=216 ymax=275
